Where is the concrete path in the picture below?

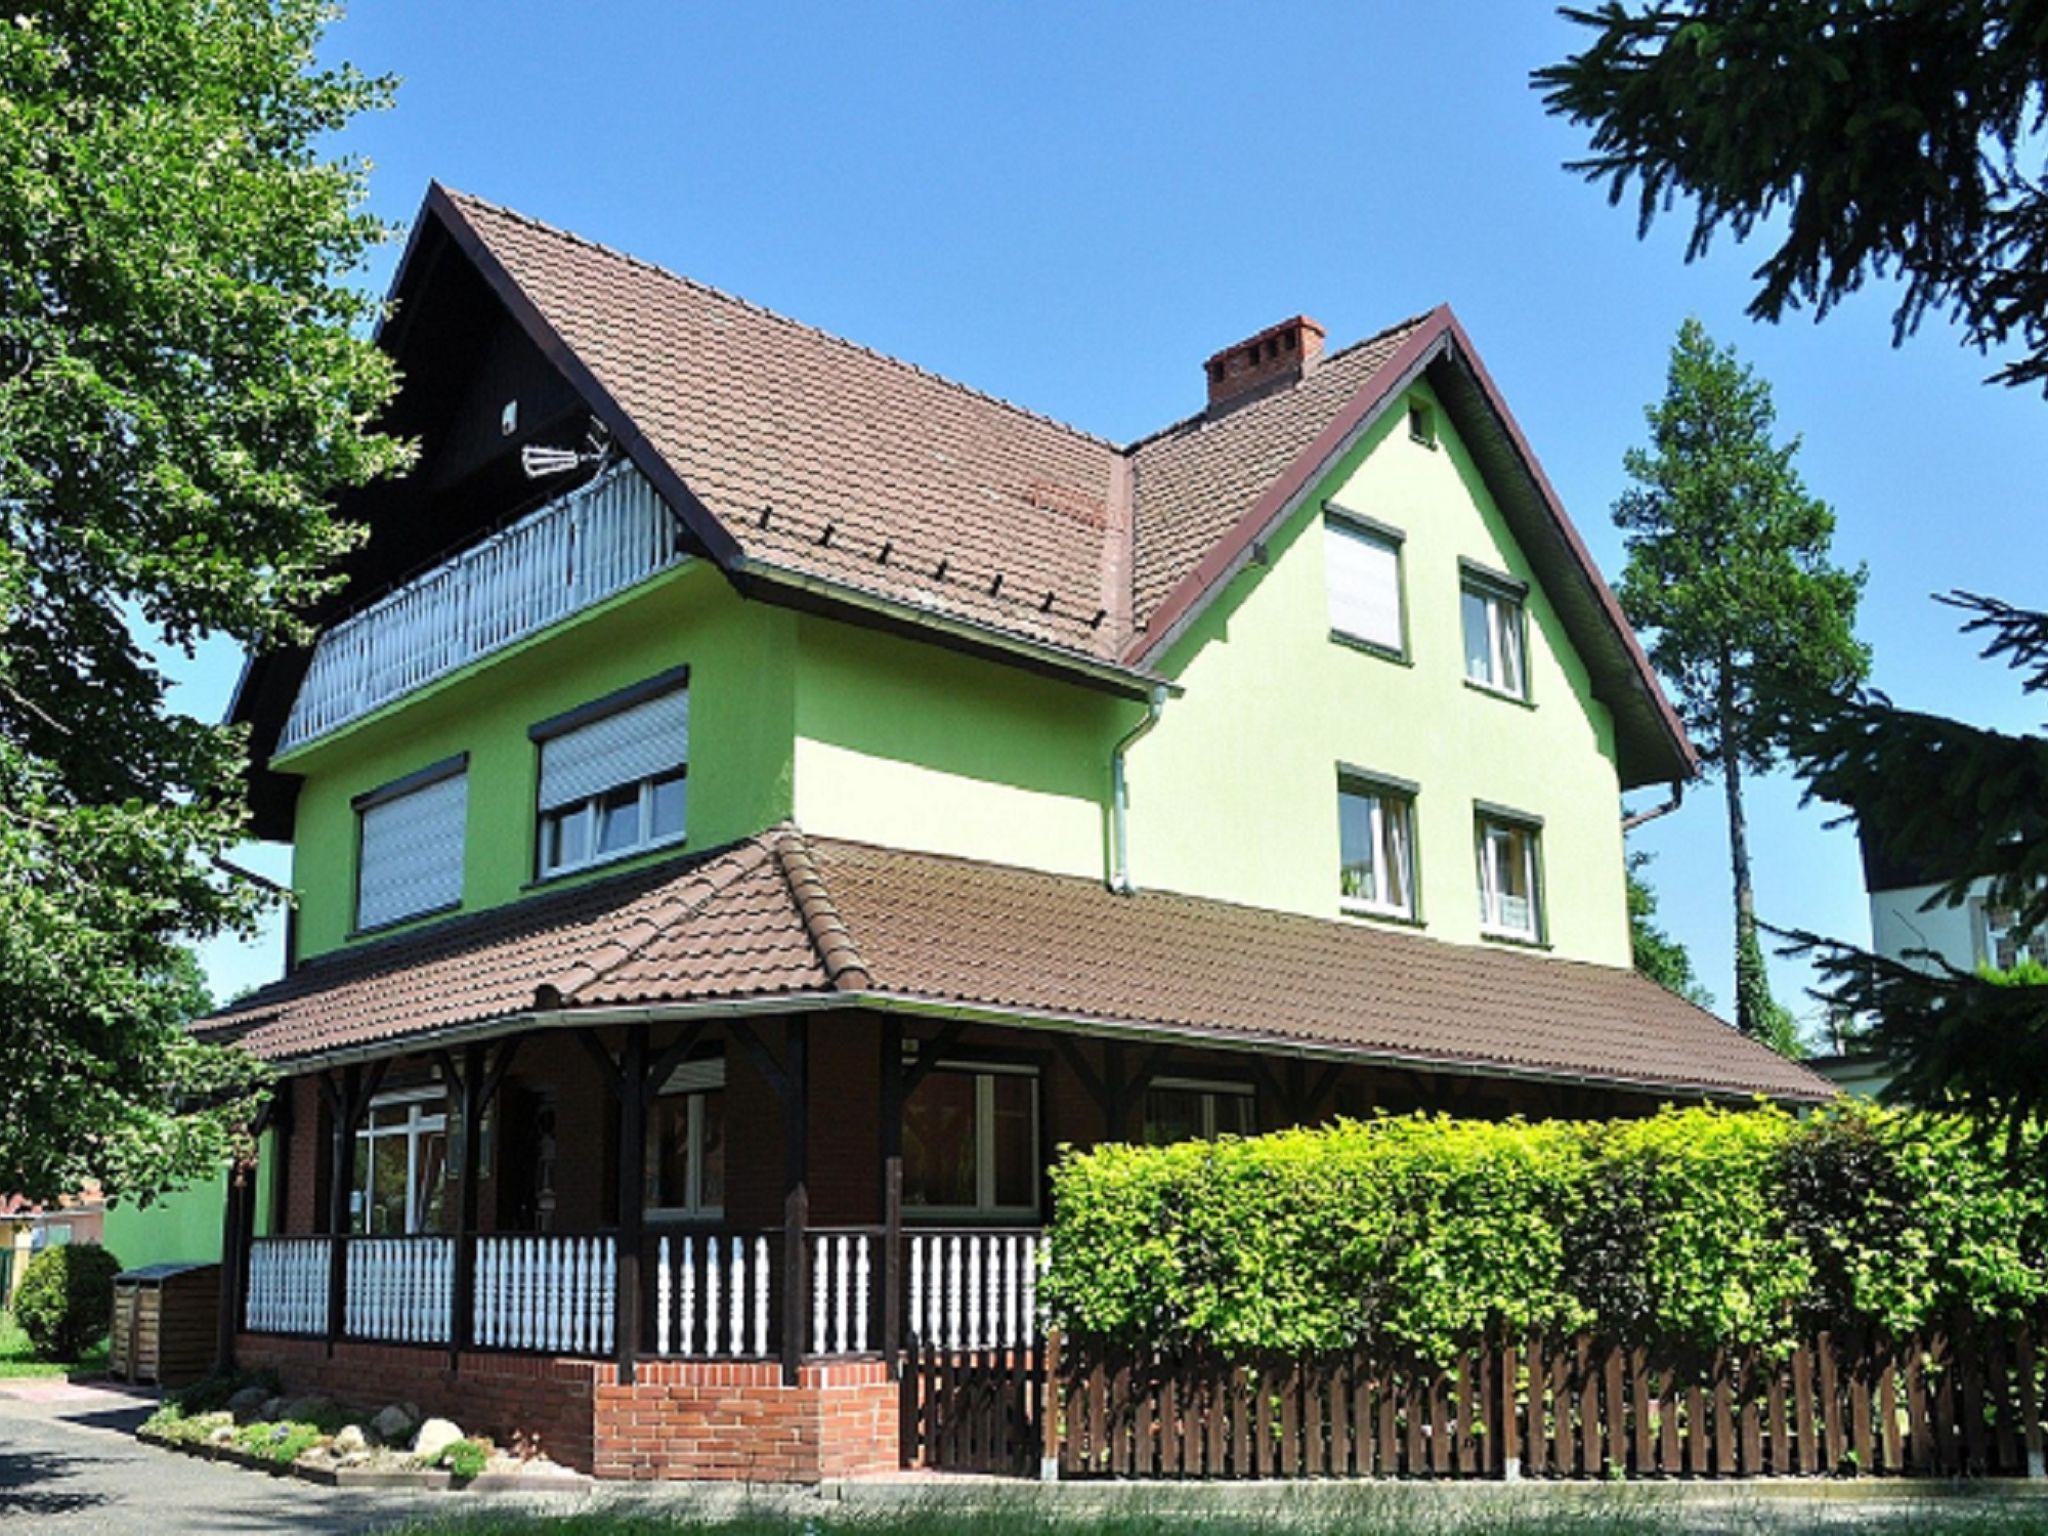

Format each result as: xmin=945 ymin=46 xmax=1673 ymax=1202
xmin=0 ymin=1378 xmax=589 ymax=1534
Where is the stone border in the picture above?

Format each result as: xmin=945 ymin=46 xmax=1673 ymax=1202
xmin=136 ymin=1426 xmax=591 ymax=1492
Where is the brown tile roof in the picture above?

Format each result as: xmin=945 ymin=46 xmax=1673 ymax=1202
xmin=203 ymin=828 xmax=1827 ymax=1103
xmin=1127 ymin=319 xmax=1429 ymax=628
xmin=442 ymin=191 xmax=1127 ymax=659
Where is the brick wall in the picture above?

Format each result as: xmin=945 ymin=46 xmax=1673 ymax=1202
xmin=235 ymin=1335 xmax=899 ymax=1482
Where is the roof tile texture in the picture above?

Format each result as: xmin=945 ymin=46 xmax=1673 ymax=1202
xmin=205 ymin=829 xmax=1826 ymax=1103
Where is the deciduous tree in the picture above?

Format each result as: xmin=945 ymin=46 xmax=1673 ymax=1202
xmin=0 ymin=0 xmax=410 ymax=1203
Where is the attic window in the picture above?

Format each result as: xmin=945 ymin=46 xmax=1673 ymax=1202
xmin=1408 ymin=401 xmax=1437 ymax=448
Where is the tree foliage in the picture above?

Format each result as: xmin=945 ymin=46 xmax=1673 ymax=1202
xmin=1627 ymin=850 xmax=1712 ymax=1009
xmin=1612 ymin=320 xmax=1865 ymax=1046
xmin=1786 ymin=595 xmax=2048 ymax=1141
xmin=1538 ymin=1 xmax=2048 ymax=392
xmin=1041 ymin=1103 xmax=2048 ymax=1364
xmin=0 ymin=1 xmax=409 ymax=1203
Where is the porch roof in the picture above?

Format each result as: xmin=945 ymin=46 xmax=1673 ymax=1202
xmin=199 ymin=827 xmax=1830 ymax=1102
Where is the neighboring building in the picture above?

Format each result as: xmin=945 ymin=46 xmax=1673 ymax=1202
xmin=197 ymin=185 xmax=1826 ymax=1480
xmin=1811 ymin=825 xmax=2047 ymax=1096
xmin=1 ymin=1189 xmax=105 ymax=1307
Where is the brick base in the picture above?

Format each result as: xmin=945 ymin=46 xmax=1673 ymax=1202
xmin=233 ymin=1335 xmax=898 ymax=1481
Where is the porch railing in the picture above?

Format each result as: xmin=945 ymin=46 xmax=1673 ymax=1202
xmin=245 ymin=1236 xmax=332 ymax=1336
xmin=344 ymin=1236 xmax=453 ymax=1345
xmin=244 ymin=1225 xmax=1046 ymax=1364
xmin=279 ymin=463 xmax=681 ymax=752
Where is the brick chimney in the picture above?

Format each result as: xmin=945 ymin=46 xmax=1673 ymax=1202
xmin=1204 ymin=315 xmax=1326 ymax=413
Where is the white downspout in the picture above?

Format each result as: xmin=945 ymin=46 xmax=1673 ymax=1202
xmin=1109 ymin=685 xmax=1168 ymax=895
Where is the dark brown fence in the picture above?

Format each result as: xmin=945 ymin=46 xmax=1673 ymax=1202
xmin=1049 ymin=1322 xmax=2048 ymax=1480
xmin=902 ymin=1338 xmax=1046 ymax=1475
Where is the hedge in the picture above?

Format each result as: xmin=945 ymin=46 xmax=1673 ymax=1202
xmin=1038 ymin=1102 xmax=2048 ymax=1364
xmin=11 ymin=1242 xmax=121 ymax=1361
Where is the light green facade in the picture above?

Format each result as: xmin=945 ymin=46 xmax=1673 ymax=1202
xmin=101 ymin=1133 xmax=276 ymax=1268
xmin=281 ymin=562 xmax=795 ymax=962
xmin=1125 ymin=383 xmax=1631 ymax=964
xmin=276 ymin=387 xmax=1629 ymax=972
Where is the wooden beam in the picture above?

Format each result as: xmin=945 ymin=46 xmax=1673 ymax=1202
xmin=450 ymin=1040 xmax=488 ymax=1370
xmin=1050 ymin=1035 xmax=1110 ymax=1118
xmin=615 ymin=1029 xmax=647 ymax=1384
xmin=780 ymin=1018 xmax=810 ymax=1386
xmin=728 ymin=1017 xmax=796 ymax=1104
xmin=641 ymin=1023 xmax=710 ymax=1108
xmin=573 ymin=1027 xmax=629 ymax=1102
xmin=879 ymin=1015 xmax=903 ymax=1376
xmin=900 ymin=1019 xmax=971 ymax=1097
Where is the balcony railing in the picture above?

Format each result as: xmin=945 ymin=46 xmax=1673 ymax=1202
xmin=280 ymin=463 xmax=682 ymax=752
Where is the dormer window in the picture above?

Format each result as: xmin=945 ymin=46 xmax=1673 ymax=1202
xmin=532 ymin=668 xmax=689 ymax=879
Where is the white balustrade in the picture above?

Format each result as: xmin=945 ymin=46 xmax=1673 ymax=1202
xmin=906 ymin=1231 xmax=1042 ymax=1350
xmin=244 ymin=1237 xmax=332 ymax=1336
xmin=342 ymin=1237 xmax=454 ymax=1344
xmin=281 ymin=464 xmax=682 ymax=751
xmin=805 ymin=1232 xmax=874 ymax=1356
xmin=472 ymin=1235 xmax=615 ymax=1355
xmin=652 ymin=1234 xmax=774 ymax=1358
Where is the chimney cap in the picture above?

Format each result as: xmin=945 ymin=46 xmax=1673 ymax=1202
xmin=1203 ymin=314 xmax=1327 ymax=369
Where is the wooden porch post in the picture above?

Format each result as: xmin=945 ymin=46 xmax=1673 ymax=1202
xmin=780 ymin=1017 xmax=809 ymax=1387
xmin=445 ymin=1041 xmax=484 ymax=1369
xmin=879 ymin=1014 xmax=903 ymax=1375
xmin=322 ymin=1064 xmax=359 ymax=1353
xmin=212 ymin=1157 xmax=248 ymax=1375
xmin=615 ymin=1029 xmax=647 ymax=1383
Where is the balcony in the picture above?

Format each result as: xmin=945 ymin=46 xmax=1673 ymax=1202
xmin=280 ymin=463 xmax=683 ymax=753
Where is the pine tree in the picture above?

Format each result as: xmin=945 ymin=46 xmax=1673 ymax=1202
xmin=1787 ymin=596 xmax=2048 ymax=1138
xmin=1612 ymin=320 xmax=1867 ymax=1051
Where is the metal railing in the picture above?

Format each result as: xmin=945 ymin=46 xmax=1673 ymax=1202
xmin=280 ymin=463 xmax=681 ymax=751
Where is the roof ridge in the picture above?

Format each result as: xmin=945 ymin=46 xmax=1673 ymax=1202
xmin=770 ymin=824 xmax=874 ymax=991
xmin=439 ymin=185 xmax=1119 ymax=451
xmin=1118 ymin=310 xmax=1440 ymax=456
xmin=542 ymin=832 xmax=783 ymax=1004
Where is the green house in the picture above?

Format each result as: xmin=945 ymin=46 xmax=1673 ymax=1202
xmin=190 ymin=185 xmax=1824 ymax=1479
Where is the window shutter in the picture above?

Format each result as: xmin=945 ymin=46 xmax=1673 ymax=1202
xmin=538 ymin=688 xmax=688 ymax=811
xmin=357 ymin=771 xmax=467 ymax=929
xmin=1326 ymin=520 xmax=1402 ymax=651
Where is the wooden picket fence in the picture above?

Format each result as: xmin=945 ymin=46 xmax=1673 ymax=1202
xmin=902 ymin=1338 xmax=1048 ymax=1476
xmin=1049 ymin=1322 xmax=2048 ymax=1480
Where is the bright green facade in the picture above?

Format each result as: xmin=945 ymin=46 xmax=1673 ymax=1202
xmin=276 ymin=387 xmax=1629 ymax=972
xmin=101 ymin=1133 xmax=276 ymax=1268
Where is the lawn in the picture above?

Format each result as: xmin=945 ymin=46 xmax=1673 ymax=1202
xmin=366 ymin=1492 xmax=2048 ymax=1536
xmin=0 ymin=1309 xmax=108 ymax=1378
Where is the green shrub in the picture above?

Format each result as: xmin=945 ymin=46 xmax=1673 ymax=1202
xmin=1041 ymin=1103 xmax=2048 ymax=1365
xmin=234 ymin=1419 xmax=325 ymax=1465
xmin=11 ymin=1243 xmax=121 ymax=1360
xmin=171 ymin=1366 xmax=280 ymax=1414
xmin=437 ymin=1437 xmax=490 ymax=1480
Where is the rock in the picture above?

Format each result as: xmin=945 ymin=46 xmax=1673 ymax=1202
xmin=332 ymin=1425 xmax=368 ymax=1455
xmin=280 ymin=1394 xmax=333 ymax=1424
xmin=259 ymin=1395 xmax=287 ymax=1422
xmin=411 ymin=1417 xmax=463 ymax=1462
xmin=225 ymin=1386 xmax=269 ymax=1422
xmin=206 ymin=1423 xmax=235 ymax=1445
xmin=369 ymin=1404 xmax=416 ymax=1444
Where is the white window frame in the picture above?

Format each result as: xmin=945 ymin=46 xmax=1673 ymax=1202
xmin=644 ymin=1058 xmax=726 ymax=1221
xmin=1461 ymin=574 xmax=1528 ymax=700
xmin=351 ymin=1088 xmax=448 ymax=1236
xmin=533 ymin=672 xmax=689 ymax=881
xmin=903 ymin=1060 xmax=1040 ymax=1221
xmin=1324 ymin=512 xmax=1407 ymax=659
xmin=1142 ymin=1076 xmax=1257 ymax=1143
xmin=1975 ymin=898 xmax=2048 ymax=973
xmin=1338 ymin=773 xmax=1419 ymax=921
xmin=1476 ymin=811 xmax=1544 ymax=943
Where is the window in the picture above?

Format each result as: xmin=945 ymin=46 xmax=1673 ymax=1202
xmin=354 ymin=758 xmax=467 ymax=932
xmin=1476 ymin=810 xmax=1543 ymax=942
xmin=1977 ymin=900 xmax=2048 ymax=973
xmin=1461 ymin=573 xmax=1527 ymax=698
xmin=644 ymin=1056 xmax=725 ymax=1217
xmin=533 ymin=671 xmax=689 ymax=879
xmin=903 ymin=1063 xmax=1037 ymax=1217
xmin=1143 ymin=1079 xmax=1255 ymax=1144
xmin=1339 ymin=773 xmax=1417 ymax=919
xmin=351 ymin=1091 xmax=451 ymax=1235
xmin=1408 ymin=401 xmax=1437 ymax=447
xmin=1325 ymin=515 xmax=1405 ymax=656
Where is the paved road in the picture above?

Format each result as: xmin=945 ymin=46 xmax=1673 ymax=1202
xmin=0 ymin=1379 xmax=588 ymax=1534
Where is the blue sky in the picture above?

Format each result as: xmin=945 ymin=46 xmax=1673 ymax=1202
xmin=178 ymin=2 xmax=2048 ymax=1030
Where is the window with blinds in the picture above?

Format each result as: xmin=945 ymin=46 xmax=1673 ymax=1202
xmin=355 ymin=763 xmax=467 ymax=931
xmin=533 ymin=675 xmax=688 ymax=878
xmin=1325 ymin=514 xmax=1404 ymax=656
